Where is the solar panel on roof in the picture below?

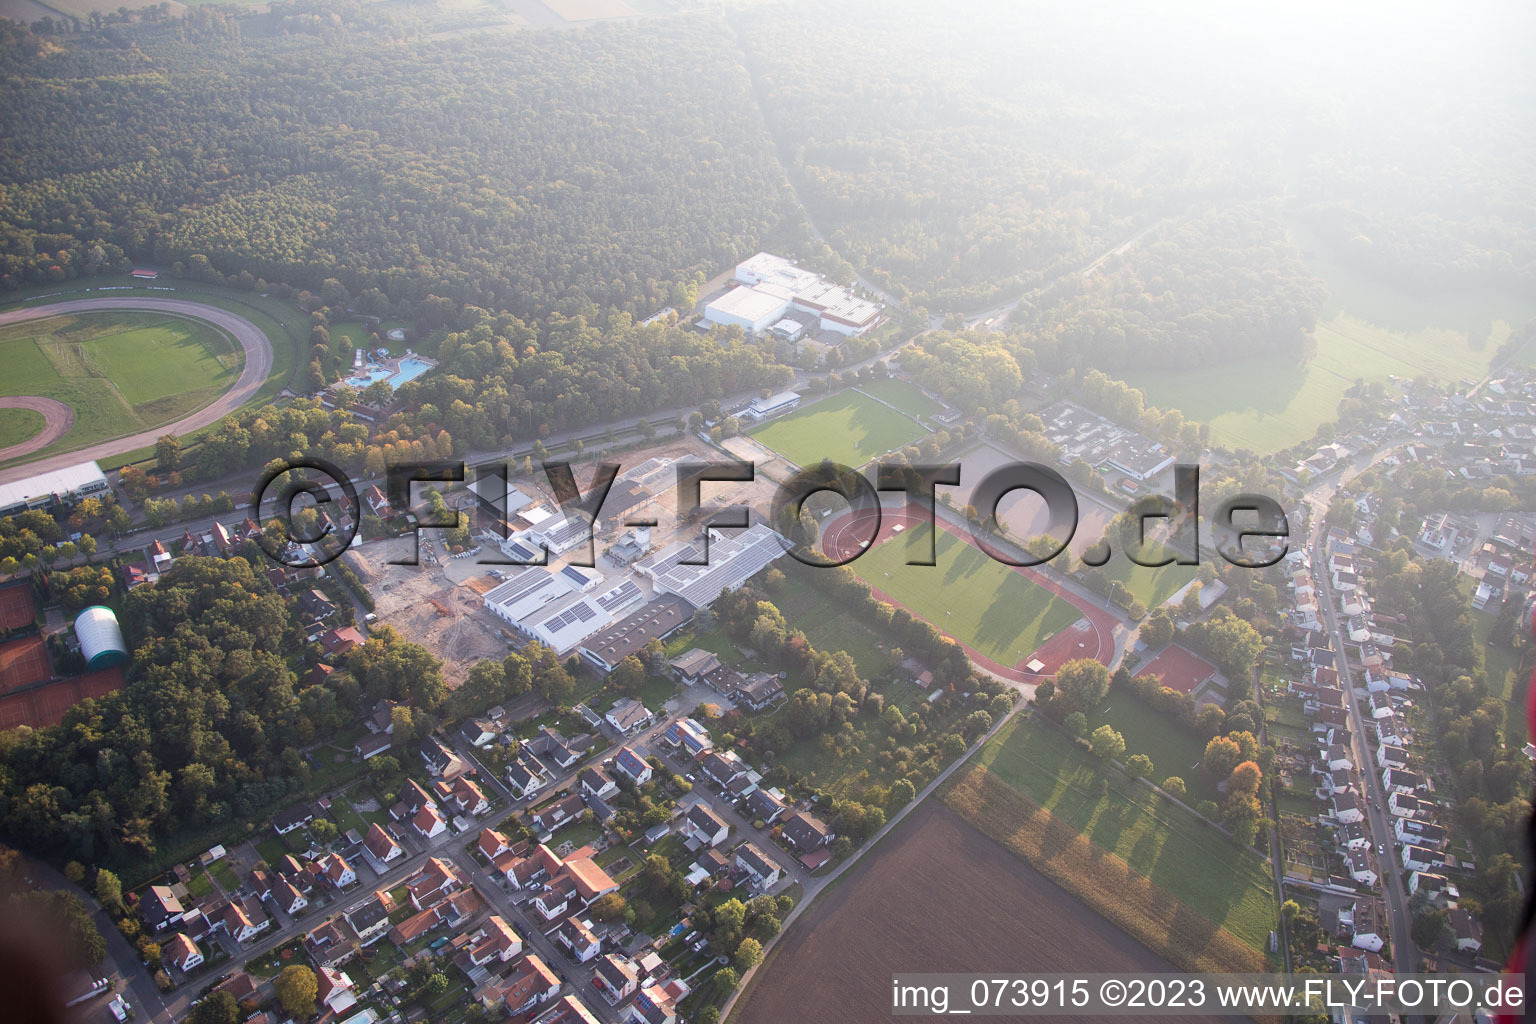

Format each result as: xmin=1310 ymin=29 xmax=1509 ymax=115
xmin=597 ymin=580 xmax=641 ymax=611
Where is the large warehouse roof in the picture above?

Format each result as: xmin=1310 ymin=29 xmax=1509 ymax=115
xmin=635 ymin=523 xmax=786 ymax=609
xmin=0 ymin=461 xmax=108 ymax=515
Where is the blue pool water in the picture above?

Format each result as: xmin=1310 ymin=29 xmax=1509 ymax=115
xmin=389 ymin=356 xmax=434 ymax=387
xmin=344 ymin=356 xmax=434 ymax=390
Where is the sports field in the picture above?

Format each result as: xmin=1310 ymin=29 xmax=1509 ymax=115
xmin=850 ymin=522 xmax=1082 ymax=665
xmin=747 ymin=390 xmax=926 ymax=468
xmin=1103 ymin=541 xmax=1197 ymax=609
xmin=946 ymin=714 xmax=1277 ymax=965
xmin=856 ymin=377 xmax=945 ymax=419
xmin=0 ymin=311 xmax=240 ymax=458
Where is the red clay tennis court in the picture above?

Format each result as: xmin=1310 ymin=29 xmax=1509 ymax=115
xmin=0 ymin=666 xmax=124 ymax=730
xmin=0 ymin=635 xmax=50 ymax=695
xmin=0 ymin=582 xmax=36 ymax=634
xmin=1133 ymin=643 xmax=1218 ymax=694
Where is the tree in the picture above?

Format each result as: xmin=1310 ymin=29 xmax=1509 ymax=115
xmin=1055 ymin=659 xmax=1110 ymax=712
xmin=1162 ymin=776 xmax=1186 ymax=798
xmin=1125 ymin=754 xmax=1154 ymax=779
xmin=275 ymin=965 xmax=318 ymax=1018
xmin=1063 ymin=711 xmax=1088 ymax=737
xmin=192 ymin=991 xmax=240 ymax=1024
xmin=589 ymin=893 xmax=628 ymax=922
xmin=1412 ymin=908 xmax=1448 ymax=949
xmin=1203 ymin=735 xmax=1242 ymax=779
xmin=94 ymin=868 xmax=124 ymax=915
xmin=886 ymin=778 xmax=916 ymax=811
xmin=734 ymin=937 xmax=763 ymax=970
xmin=155 ymin=434 xmax=181 ymax=473
xmin=609 ymin=656 xmax=647 ymax=695
xmin=1227 ymin=761 xmax=1262 ymax=796
xmin=714 ymin=967 xmax=740 ymax=992
xmin=1089 ymin=725 xmax=1125 ymax=761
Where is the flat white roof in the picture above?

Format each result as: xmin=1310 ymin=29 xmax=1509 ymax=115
xmin=0 ymin=461 xmax=108 ymax=510
xmin=706 ymin=286 xmax=790 ymax=324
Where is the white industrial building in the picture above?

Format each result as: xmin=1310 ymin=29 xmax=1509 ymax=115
xmin=703 ymin=253 xmax=883 ymax=338
xmin=744 ymin=392 xmax=801 ymax=421
xmin=635 ymin=523 xmax=787 ymax=608
xmin=483 ymin=565 xmax=648 ymax=655
xmin=0 ymin=461 xmax=110 ymax=517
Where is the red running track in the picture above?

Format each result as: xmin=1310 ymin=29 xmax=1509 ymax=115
xmin=821 ymin=504 xmax=1120 ymax=684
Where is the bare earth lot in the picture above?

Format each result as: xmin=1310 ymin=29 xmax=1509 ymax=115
xmin=349 ymin=537 xmax=508 ymax=685
xmin=738 ymin=801 xmax=1226 ymax=1024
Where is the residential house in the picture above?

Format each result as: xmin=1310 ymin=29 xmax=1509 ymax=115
xmin=461 ymin=716 xmax=502 ymax=748
xmin=1382 ymin=768 xmax=1426 ymax=796
xmin=1402 ymin=846 xmax=1441 ymax=871
xmin=580 ymin=766 xmax=619 ymax=802
xmin=595 ymin=954 xmax=640 ymax=1005
xmin=506 ymin=752 xmax=554 ymax=798
xmin=138 ymin=885 xmax=186 ymax=932
xmin=1350 ymin=899 xmax=1386 ymax=953
xmin=735 ymin=842 xmax=782 ymax=890
xmin=625 ymin=980 xmax=689 ymax=1024
xmin=494 ymin=953 xmax=562 ymax=1015
xmin=1376 ymin=745 xmax=1409 ymax=770
xmin=344 ymin=894 xmax=392 ymax=947
xmin=413 ymin=803 xmax=447 ymax=839
xmin=1450 ymin=908 xmax=1483 ymax=953
xmin=316 ymin=966 xmax=358 ymax=1016
xmin=167 ymin=933 xmax=203 ymax=973
xmin=612 ymin=746 xmax=653 ymax=785
xmin=662 ymin=717 xmax=712 ymax=757
xmin=730 ymin=672 xmax=784 ymax=711
xmin=1332 ymin=792 xmax=1364 ymax=825
xmin=364 ymin=822 xmax=403 ymax=865
xmin=468 ymin=915 xmax=523 ymax=965
xmin=606 ymin=698 xmax=652 ymax=735
xmin=557 ymin=917 xmax=602 ymax=963
xmin=478 ymin=827 xmax=515 ymax=861
xmin=697 ymin=749 xmax=749 ymax=790
xmin=354 ymin=733 xmax=393 ymax=760
xmin=408 ymin=857 xmax=466 ymax=911
xmin=421 ymin=734 xmax=457 ymax=776
xmin=273 ymin=803 xmax=314 ymax=835
xmin=681 ymin=803 xmax=729 ymax=848
xmin=451 ymin=775 xmax=490 ymax=816
xmin=1346 ymin=848 xmax=1377 ymax=887
xmin=322 ymin=853 xmax=358 ymax=889
xmin=273 ymin=875 xmax=309 ymax=917
xmin=746 ymin=788 xmax=787 ymax=825
xmin=781 ymin=810 xmax=834 ymax=850
xmin=669 ymin=649 xmax=723 ymax=687
xmin=531 ymin=794 xmax=587 ymax=835
xmin=529 ymin=726 xmax=583 ymax=769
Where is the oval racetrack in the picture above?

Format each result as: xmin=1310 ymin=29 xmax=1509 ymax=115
xmin=0 ymin=297 xmax=275 ymax=485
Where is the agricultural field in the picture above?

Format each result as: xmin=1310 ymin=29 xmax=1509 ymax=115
xmin=738 ymin=800 xmax=1229 ymax=1024
xmin=747 ymin=389 xmax=926 ymax=469
xmin=541 ymin=0 xmax=639 ymax=18
xmin=1121 ymin=228 xmax=1536 ymax=453
xmin=855 ymin=377 xmax=945 ymax=419
xmin=850 ymin=523 xmax=1082 ymax=665
xmin=945 ymin=714 xmax=1276 ymax=970
xmin=0 ymin=311 xmax=241 ymax=459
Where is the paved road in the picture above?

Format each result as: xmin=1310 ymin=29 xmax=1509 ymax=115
xmin=0 ymin=297 xmax=274 ymax=485
xmin=1313 ymin=531 xmax=1419 ymax=974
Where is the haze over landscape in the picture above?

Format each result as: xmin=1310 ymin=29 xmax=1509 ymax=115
xmin=0 ymin=1 xmax=1531 ymax=1022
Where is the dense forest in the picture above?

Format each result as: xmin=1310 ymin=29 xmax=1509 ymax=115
xmin=0 ymin=11 xmax=798 ymax=318
xmin=729 ymin=0 xmax=1534 ymax=363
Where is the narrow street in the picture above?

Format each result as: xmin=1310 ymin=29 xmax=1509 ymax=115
xmin=1313 ymin=532 xmax=1419 ymax=975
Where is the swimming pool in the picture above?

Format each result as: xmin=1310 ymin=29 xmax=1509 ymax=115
xmin=343 ymin=356 xmax=434 ymax=390
xmin=389 ymin=355 xmax=434 ymax=387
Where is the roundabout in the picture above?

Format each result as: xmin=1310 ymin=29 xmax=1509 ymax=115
xmin=0 ymin=296 xmax=275 ymax=485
